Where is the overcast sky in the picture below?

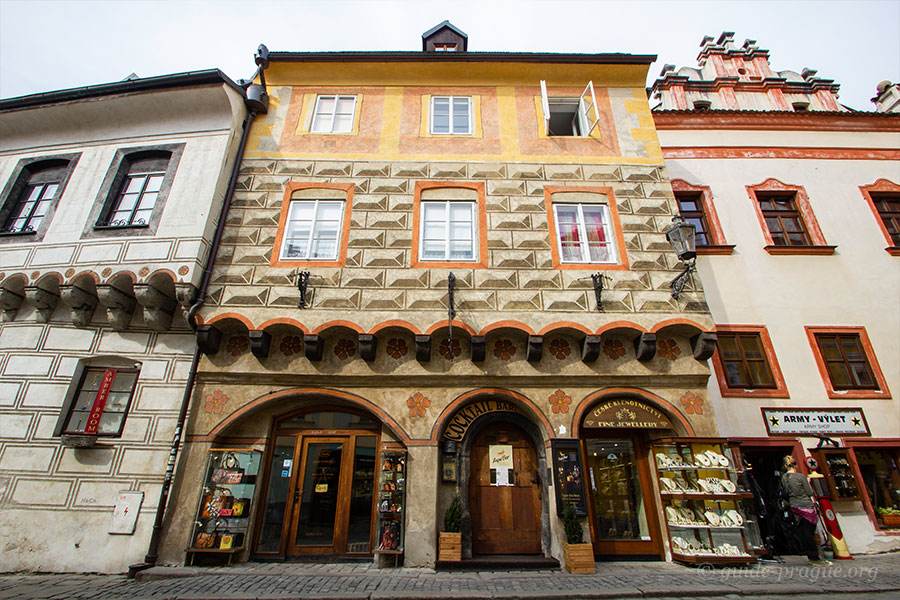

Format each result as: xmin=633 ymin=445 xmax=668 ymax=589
xmin=1 ymin=0 xmax=898 ymax=110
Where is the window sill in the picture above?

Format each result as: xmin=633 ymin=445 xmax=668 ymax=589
xmin=886 ymin=246 xmax=900 ymax=257
xmin=824 ymin=388 xmax=891 ymax=400
xmin=411 ymin=259 xmax=487 ymax=269
xmin=60 ymin=434 xmax=99 ymax=448
xmin=0 ymin=229 xmax=37 ymax=237
xmin=719 ymin=387 xmax=790 ymax=398
xmin=94 ymin=223 xmax=150 ymax=231
xmin=696 ymin=245 xmax=736 ymax=256
xmin=764 ymin=245 xmax=836 ymax=256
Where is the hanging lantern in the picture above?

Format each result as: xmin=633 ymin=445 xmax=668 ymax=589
xmin=664 ymin=215 xmax=697 ymax=262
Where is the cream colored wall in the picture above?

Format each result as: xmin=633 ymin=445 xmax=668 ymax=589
xmin=661 ymin=128 xmax=900 ymax=553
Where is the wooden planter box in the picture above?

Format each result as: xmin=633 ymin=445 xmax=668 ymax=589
xmin=563 ymin=542 xmax=595 ymax=574
xmin=881 ymin=514 xmax=900 ymax=528
xmin=439 ymin=532 xmax=461 ymax=561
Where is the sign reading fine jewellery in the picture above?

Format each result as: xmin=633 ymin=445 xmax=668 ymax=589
xmin=582 ymin=399 xmax=672 ymax=429
xmin=443 ymin=399 xmax=518 ymax=442
xmin=762 ymin=408 xmax=870 ymax=437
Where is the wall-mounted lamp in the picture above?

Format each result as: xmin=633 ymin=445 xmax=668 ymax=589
xmin=664 ymin=215 xmax=697 ymax=299
xmin=441 ymin=439 xmax=458 ymax=482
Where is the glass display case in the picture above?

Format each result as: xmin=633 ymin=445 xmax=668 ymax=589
xmin=652 ymin=438 xmax=756 ymax=565
xmin=187 ymin=449 xmax=262 ymax=564
xmin=810 ymin=448 xmax=862 ymax=501
xmin=374 ymin=450 xmax=406 ymax=556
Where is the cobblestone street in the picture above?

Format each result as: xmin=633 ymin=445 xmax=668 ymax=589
xmin=1 ymin=553 xmax=898 ymax=599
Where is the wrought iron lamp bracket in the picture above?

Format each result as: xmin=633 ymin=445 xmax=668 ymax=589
xmin=670 ymin=259 xmax=695 ymax=300
xmin=294 ymin=270 xmax=310 ymax=308
xmin=590 ymin=273 xmax=611 ymax=311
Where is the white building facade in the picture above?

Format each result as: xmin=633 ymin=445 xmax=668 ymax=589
xmin=0 ymin=71 xmax=249 ymax=572
xmin=652 ymin=32 xmax=900 ymax=555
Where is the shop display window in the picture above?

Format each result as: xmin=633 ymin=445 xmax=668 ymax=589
xmin=652 ymin=438 xmax=757 ymax=565
xmin=810 ymin=448 xmax=862 ymax=501
xmin=188 ymin=449 xmax=262 ymax=564
xmin=374 ymin=451 xmax=407 ymax=557
xmin=853 ymin=448 xmax=900 ymax=529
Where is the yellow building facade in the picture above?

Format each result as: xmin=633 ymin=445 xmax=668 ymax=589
xmin=159 ymin=27 xmax=730 ymax=568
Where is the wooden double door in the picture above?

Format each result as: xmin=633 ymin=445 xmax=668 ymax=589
xmin=256 ymin=432 xmax=378 ymax=558
xmin=469 ymin=423 xmax=542 ymax=554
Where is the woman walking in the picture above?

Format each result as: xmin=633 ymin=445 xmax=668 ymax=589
xmin=781 ymin=455 xmax=831 ymax=566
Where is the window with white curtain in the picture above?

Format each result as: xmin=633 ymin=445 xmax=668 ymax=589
xmin=553 ymin=203 xmax=617 ymax=263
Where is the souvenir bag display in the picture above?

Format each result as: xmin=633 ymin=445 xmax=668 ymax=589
xmin=210 ymin=452 xmax=244 ymax=484
xmin=194 ymin=519 xmax=220 ymax=549
xmin=201 ymin=486 xmax=234 ymax=519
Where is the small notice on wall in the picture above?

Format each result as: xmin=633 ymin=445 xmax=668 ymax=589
xmin=489 ymin=445 xmax=513 ymax=469
xmin=109 ymin=491 xmax=144 ymax=535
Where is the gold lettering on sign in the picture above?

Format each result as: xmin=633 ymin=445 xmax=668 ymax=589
xmin=443 ymin=400 xmax=518 ymax=442
xmin=583 ymin=399 xmax=672 ymax=429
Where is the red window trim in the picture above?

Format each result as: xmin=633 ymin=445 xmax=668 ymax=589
xmin=859 ymin=179 xmax=900 ymax=256
xmin=711 ymin=324 xmax=789 ymax=398
xmin=840 ymin=440 xmax=900 ymax=535
xmin=411 ymin=181 xmax=488 ymax=269
xmin=544 ymin=185 xmax=629 ymax=270
xmin=670 ymin=179 xmax=733 ymax=255
xmin=746 ymin=178 xmax=834 ymax=255
xmin=270 ymin=182 xmax=355 ymax=268
xmin=804 ymin=326 xmax=891 ymax=399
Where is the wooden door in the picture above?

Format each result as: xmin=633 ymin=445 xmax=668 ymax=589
xmin=287 ymin=436 xmax=350 ymax=555
xmin=583 ymin=433 xmax=663 ymax=558
xmin=469 ymin=423 xmax=542 ymax=554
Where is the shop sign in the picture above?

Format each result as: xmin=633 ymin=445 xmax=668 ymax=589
xmin=443 ymin=399 xmax=518 ymax=442
xmin=762 ymin=407 xmax=870 ymax=436
xmin=489 ymin=445 xmax=513 ymax=469
xmin=551 ymin=439 xmax=587 ymax=517
xmin=582 ymin=399 xmax=672 ymax=429
xmin=85 ymin=369 xmax=117 ymax=435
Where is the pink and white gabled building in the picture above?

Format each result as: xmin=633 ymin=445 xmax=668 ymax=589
xmin=651 ymin=32 xmax=900 ymax=555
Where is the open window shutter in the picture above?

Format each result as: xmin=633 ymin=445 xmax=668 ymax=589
xmin=540 ymin=80 xmax=550 ymax=136
xmin=579 ymin=80 xmax=600 ymax=136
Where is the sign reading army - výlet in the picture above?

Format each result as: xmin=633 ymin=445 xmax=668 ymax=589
xmin=762 ymin=408 xmax=870 ymax=436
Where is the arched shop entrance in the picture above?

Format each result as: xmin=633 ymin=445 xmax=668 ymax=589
xmin=252 ymin=409 xmax=385 ymax=559
xmin=578 ymin=396 xmax=683 ymax=560
xmin=441 ymin=394 xmax=552 ymax=558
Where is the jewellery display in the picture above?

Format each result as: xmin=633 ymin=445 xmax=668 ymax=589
xmin=188 ymin=449 xmax=261 ymax=562
xmin=653 ymin=438 xmax=756 ymax=565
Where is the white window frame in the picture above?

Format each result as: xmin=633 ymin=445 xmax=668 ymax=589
xmin=311 ymin=95 xmax=357 ymax=133
xmin=553 ymin=203 xmax=617 ymax=264
xmin=539 ymin=80 xmax=600 ymax=137
xmin=279 ymin=199 xmax=345 ymax=261
xmin=418 ymin=200 xmax=478 ymax=261
xmin=429 ymin=96 xmax=472 ymax=135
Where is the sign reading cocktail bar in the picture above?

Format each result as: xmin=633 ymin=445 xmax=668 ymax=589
xmin=443 ymin=399 xmax=518 ymax=442
xmin=582 ymin=399 xmax=672 ymax=429
xmin=762 ymin=407 xmax=870 ymax=437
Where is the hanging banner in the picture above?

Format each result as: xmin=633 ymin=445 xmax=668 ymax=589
xmin=85 ymin=369 xmax=117 ymax=435
xmin=762 ymin=408 xmax=869 ymax=437
xmin=582 ymin=399 xmax=672 ymax=429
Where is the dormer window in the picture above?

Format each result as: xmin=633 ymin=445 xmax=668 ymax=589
xmin=693 ymin=100 xmax=712 ymax=111
xmin=422 ymin=20 xmax=468 ymax=52
xmin=792 ymin=101 xmax=810 ymax=112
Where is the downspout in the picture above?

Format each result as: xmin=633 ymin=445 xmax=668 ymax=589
xmin=129 ymin=47 xmax=269 ymax=578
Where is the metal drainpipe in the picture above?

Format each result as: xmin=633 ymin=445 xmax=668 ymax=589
xmin=128 ymin=102 xmax=260 ymax=577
